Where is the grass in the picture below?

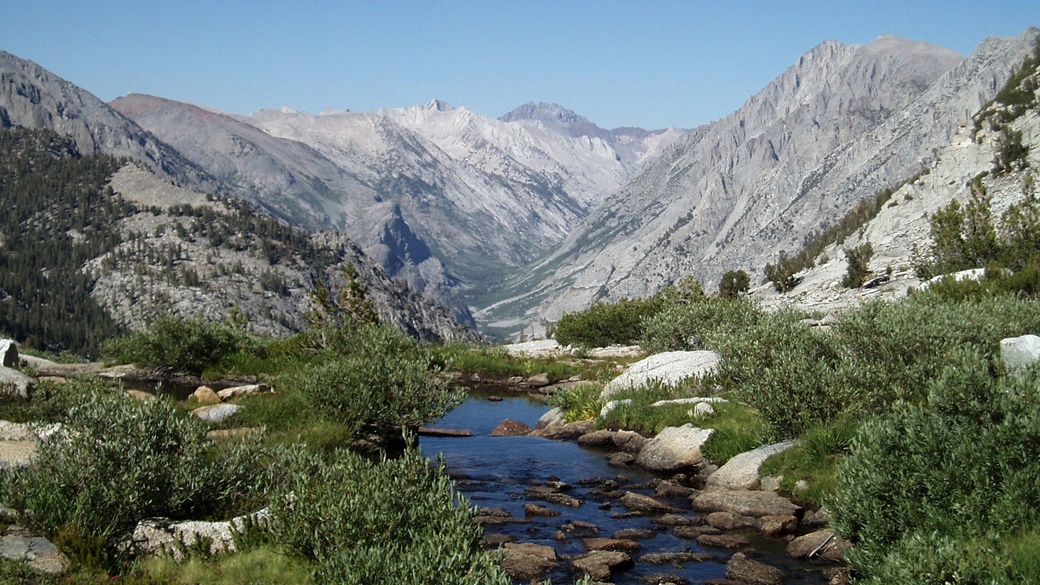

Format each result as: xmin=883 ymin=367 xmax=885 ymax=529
xmin=758 ymin=416 xmax=860 ymax=507
xmin=135 ymin=545 xmax=313 ymax=585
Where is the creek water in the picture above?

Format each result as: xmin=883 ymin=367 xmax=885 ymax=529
xmin=420 ymin=391 xmax=830 ymax=585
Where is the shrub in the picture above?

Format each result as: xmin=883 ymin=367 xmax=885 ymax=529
xmin=269 ymin=445 xmax=510 ymax=585
xmin=831 ymin=350 xmax=1040 ymax=582
xmin=0 ymin=383 xmax=270 ymax=564
xmin=639 ymin=296 xmax=763 ymax=353
xmin=841 ymin=242 xmax=873 ymax=288
xmin=287 ymin=325 xmax=463 ymax=437
xmin=546 ymin=382 xmax=604 ymax=423
xmin=764 ymin=250 xmax=799 ymax=293
xmin=993 ymin=126 xmax=1030 ymax=175
xmin=715 ymin=309 xmax=850 ymax=437
xmin=101 ymin=313 xmax=256 ymax=375
xmin=718 ymin=269 xmax=750 ymax=298
xmin=554 ymin=297 xmax=664 ymax=347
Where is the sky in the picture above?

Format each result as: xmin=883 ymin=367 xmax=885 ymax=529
xmin=3 ymin=1 xmax=1039 ymax=130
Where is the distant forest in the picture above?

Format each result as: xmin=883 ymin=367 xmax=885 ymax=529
xmin=0 ymin=127 xmax=130 ymax=357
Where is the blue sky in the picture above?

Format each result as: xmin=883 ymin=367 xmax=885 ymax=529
xmin=3 ymin=1 xmax=1039 ymax=129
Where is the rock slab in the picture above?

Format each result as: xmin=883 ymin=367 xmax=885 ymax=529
xmin=602 ymin=351 xmax=720 ymax=399
xmin=706 ymin=440 xmax=795 ymax=490
xmin=636 ymin=424 xmax=713 ymax=471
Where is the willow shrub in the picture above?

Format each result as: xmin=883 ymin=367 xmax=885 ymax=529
xmin=0 ymin=381 xmax=270 ymax=563
xmin=638 ymin=296 xmax=763 ymax=353
xmin=714 ymin=291 xmax=1040 ymax=437
xmin=287 ymin=324 xmax=463 ymax=438
xmin=101 ymin=313 xmax=257 ymax=376
xmin=831 ymin=350 xmax=1040 ymax=583
xmin=554 ymin=297 xmax=664 ymax=347
xmin=269 ymin=445 xmax=510 ymax=585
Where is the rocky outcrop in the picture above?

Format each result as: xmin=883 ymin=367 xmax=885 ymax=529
xmin=0 ymin=366 xmax=33 ymax=400
xmin=635 ymin=424 xmax=713 ymax=471
xmin=692 ymin=490 xmax=803 ymax=519
xmin=126 ymin=509 xmax=271 ymax=561
xmin=601 ymin=351 xmax=721 ymax=399
xmin=480 ymin=29 xmax=1040 ymax=333
xmin=706 ymin=441 xmax=796 ymax=491
xmin=1001 ymin=334 xmax=1040 ymax=371
xmin=0 ymin=340 xmax=18 ymax=368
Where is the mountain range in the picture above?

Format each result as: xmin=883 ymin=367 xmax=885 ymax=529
xmin=1 ymin=27 xmax=1038 ymax=342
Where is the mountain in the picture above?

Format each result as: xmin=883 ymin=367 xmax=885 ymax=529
xmin=499 ymin=102 xmax=684 ymax=172
xmin=0 ymin=126 xmax=479 ymax=350
xmin=241 ymin=102 xmax=672 ymax=287
xmin=0 ymin=51 xmax=212 ymax=192
xmin=753 ymin=43 xmax=1040 ymax=314
xmin=108 ymin=94 xmax=473 ymax=327
xmin=477 ymin=30 xmax=1040 ymax=334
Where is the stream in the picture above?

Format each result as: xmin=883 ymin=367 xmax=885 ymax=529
xmin=420 ymin=391 xmax=831 ymax=585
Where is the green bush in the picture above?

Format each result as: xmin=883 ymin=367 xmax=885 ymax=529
xmin=0 ymin=383 xmax=270 ymax=564
xmin=764 ymin=250 xmax=799 ymax=293
xmin=831 ymin=350 xmax=1040 ymax=582
xmin=639 ymin=296 xmax=763 ymax=353
xmin=554 ymin=297 xmax=664 ymax=347
xmin=841 ymin=242 xmax=873 ymax=288
xmin=287 ymin=325 xmax=463 ymax=437
xmin=714 ymin=292 xmax=1040 ymax=437
xmin=715 ymin=309 xmax=850 ymax=437
xmin=269 ymin=445 xmax=510 ymax=585
xmin=101 ymin=313 xmax=257 ymax=375
xmin=718 ymin=269 xmax=750 ymax=298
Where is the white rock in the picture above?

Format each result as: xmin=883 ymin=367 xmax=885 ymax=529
xmin=601 ymin=351 xmax=720 ymax=399
xmin=599 ymin=399 xmax=631 ymax=418
xmin=535 ymin=407 xmax=565 ymax=430
xmin=635 ymin=424 xmax=713 ymax=471
xmin=706 ymin=441 xmax=796 ymax=490
xmin=0 ymin=339 xmax=19 ymax=368
xmin=217 ymin=384 xmax=268 ymax=401
xmin=650 ymin=397 xmax=728 ymax=408
xmin=191 ymin=403 xmax=241 ymax=423
xmin=0 ymin=366 xmax=34 ymax=399
xmin=693 ymin=402 xmax=716 ymax=417
xmin=1001 ymin=334 xmax=1040 ymax=371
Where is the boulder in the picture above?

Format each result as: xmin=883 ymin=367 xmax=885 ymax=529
xmin=705 ymin=511 xmax=758 ymax=531
xmin=641 ymin=551 xmax=713 ymax=565
xmin=190 ymin=403 xmax=241 ymax=423
xmin=613 ymin=429 xmax=645 ymax=452
xmin=98 ymin=364 xmax=142 ymax=379
xmin=705 ymin=440 xmax=795 ymax=490
xmin=0 ymin=339 xmax=19 ymax=368
xmin=636 ymin=424 xmax=713 ymax=471
xmin=620 ymin=492 xmax=681 ymax=514
xmin=0 ymin=440 xmax=37 ymax=470
xmin=126 ymin=509 xmax=270 ymax=561
xmin=602 ymin=351 xmax=720 ymax=399
xmin=694 ymin=402 xmax=716 ymax=417
xmin=1001 ymin=334 xmax=1040 ymax=371
xmin=0 ymin=366 xmax=34 ymax=399
xmin=600 ymin=399 xmax=632 ymax=418
xmin=725 ymin=552 xmax=786 ymax=585
xmin=534 ymin=407 xmax=565 ymax=429
xmin=523 ymin=503 xmax=560 ymax=517
xmin=217 ymin=384 xmax=269 ymax=401
xmin=500 ymin=542 xmax=557 ymax=580
xmin=524 ymin=373 xmax=551 ymax=388
xmin=650 ymin=397 xmax=728 ymax=408
xmin=692 ymin=490 xmax=802 ymax=518
xmin=758 ymin=515 xmax=799 ymax=537
xmin=697 ymin=533 xmax=751 ymax=549
xmin=786 ymin=529 xmax=850 ymax=562
xmin=578 ymin=429 xmax=617 ymax=447
xmin=529 ymin=419 xmax=596 ymax=440
xmin=0 ymin=529 xmax=69 ymax=574
xmin=583 ymin=537 xmax=641 ymax=552
xmin=490 ymin=419 xmax=532 ymax=437
xmin=571 ymin=550 xmax=633 ymax=581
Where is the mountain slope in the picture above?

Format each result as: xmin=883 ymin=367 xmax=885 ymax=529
xmin=108 ymin=94 xmax=475 ymax=327
xmin=0 ymin=126 xmax=479 ymax=350
xmin=0 ymin=51 xmax=212 ymax=192
xmin=478 ymin=30 xmax=1040 ymax=334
